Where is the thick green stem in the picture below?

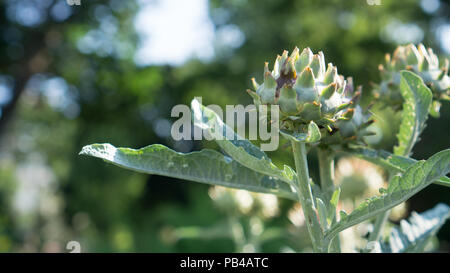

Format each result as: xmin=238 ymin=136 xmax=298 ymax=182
xmin=291 ymin=141 xmax=324 ymax=252
xmin=317 ymin=148 xmax=341 ymax=253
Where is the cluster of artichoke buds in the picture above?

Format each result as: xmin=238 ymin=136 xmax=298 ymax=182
xmin=247 ymin=47 xmax=372 ymax=143
xmin=376 ymin=43 xmax=450 ymax=116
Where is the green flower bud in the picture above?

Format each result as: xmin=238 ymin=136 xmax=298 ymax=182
xmin=375 ymin=44 xmax=450 ymax=112
xmin=249 ymin=47 xmax=357 ymax=129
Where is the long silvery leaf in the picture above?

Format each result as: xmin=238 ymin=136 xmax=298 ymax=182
xmin=79 ymin=144 xmax=298 ymax=201
xmin=344 ymin=146 xmax=450 ymax=187
xmin=326 ymin=149 xmax=450 ymax=240
xmin=191 ymin=98 xmax=296 ymax=185
xmin=368 ymin=203 xmax=450 ymax=253
xmin=394 ymin=71 xmax=432 ymax=156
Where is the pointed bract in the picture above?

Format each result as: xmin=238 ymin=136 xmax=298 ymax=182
xmin=296 ymin=47 xmax=313 ymax=72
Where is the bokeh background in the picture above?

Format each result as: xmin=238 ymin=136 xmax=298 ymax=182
xmin=0 ymin=0 xmax=449 ymax=252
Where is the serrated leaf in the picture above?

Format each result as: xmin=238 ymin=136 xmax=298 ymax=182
xmin=344 ymin=146 xmax=450 ymax=187
xmin=280 ymin=121 xmax=321 ymax=143
xmin=191 ymin=98 xmax=296 ymax=186
xmin=79 ymin=144 xmax=298 ymax=201
xmin=326 ymin=149 xmax=450 ymax=240
xmin=394 ymin=71 xmax=432 ymax=156
xmin=378 ymin=203 xmax=450 ymax=253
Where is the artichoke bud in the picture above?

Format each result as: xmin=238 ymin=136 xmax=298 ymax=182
xmin=375 ymin=44 xmax=450 ymax=109
xmin=248 ymin=47 xmax=357 ymax=132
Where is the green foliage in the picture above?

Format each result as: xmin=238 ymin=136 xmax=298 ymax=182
xmin=247 ymin=48 xmax=356 ymax=129
xmin=2 ymin=0 xmax=450 ymax=253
